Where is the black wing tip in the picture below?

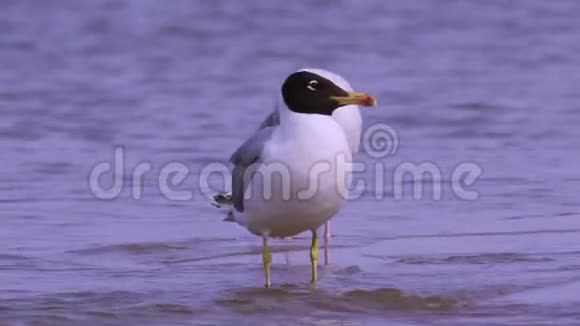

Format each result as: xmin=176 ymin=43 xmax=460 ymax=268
xmin=223 ymin=211 xmax=235 ymax=222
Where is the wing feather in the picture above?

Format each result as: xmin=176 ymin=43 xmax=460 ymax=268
xmin=229 ymin=127 xmax=274 ymax=212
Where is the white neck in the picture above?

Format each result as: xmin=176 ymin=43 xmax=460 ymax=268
xmin=277 ymin=97 xmax=336 ymax=134
xmin=297 ymin=68 xmax=362 ymax=154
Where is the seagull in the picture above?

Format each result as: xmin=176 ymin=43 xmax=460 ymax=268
xmin=217 ymin=69 xmax=376 ymax=287
xmin=214 ymin=69 xmax=364 ymax=242
xmin=256 ymin=69 xmax=363 ymax=242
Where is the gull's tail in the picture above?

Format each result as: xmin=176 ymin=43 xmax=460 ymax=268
xmin=210 ymin=192 xmax=235 ymax=222
xmin=210 ymin=192 xmax=232 ymax=208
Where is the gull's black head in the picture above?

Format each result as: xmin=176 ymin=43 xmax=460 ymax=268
xmin=281 ymin=71 xmax=349 ymax=116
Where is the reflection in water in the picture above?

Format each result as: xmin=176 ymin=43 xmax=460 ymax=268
xmin=216 ymin=286 xmax=467 ymax=315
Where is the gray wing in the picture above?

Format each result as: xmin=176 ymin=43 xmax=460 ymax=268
xmin=229 ymin=127 xmax=274 ymax=212
xmin=257 ymin=110 xmax=280 ymax=130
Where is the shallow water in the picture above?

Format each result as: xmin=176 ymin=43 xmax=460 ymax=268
xmin=1 ymin=0 xmax=580 ymax=325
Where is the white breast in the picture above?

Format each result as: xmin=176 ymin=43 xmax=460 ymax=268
xmin=235 ymin=113 xmax=352 ymax=238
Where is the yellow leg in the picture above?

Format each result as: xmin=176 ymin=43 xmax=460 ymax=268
xmin=323 ymin=223 xmax=331 ymax=265
xmin=262 ymin=236 xmax=272 ymax=288
xmin=324 ymin=222 xmax=331 ymax=239
xmin=310 ymin=230 xmax=319 ymax=284
xmin=324 ymin=232 xmax=330 ymax=266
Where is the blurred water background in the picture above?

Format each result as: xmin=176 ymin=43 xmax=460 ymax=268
xmin=1 ymin=0 xmax=580 ymax=325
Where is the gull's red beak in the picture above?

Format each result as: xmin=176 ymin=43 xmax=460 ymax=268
xmin=330 ymin=92 xmax=377 ymax=107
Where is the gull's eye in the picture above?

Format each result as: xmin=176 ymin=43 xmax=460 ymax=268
xmin=307 ymin=80 xmax=319 ymax=91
